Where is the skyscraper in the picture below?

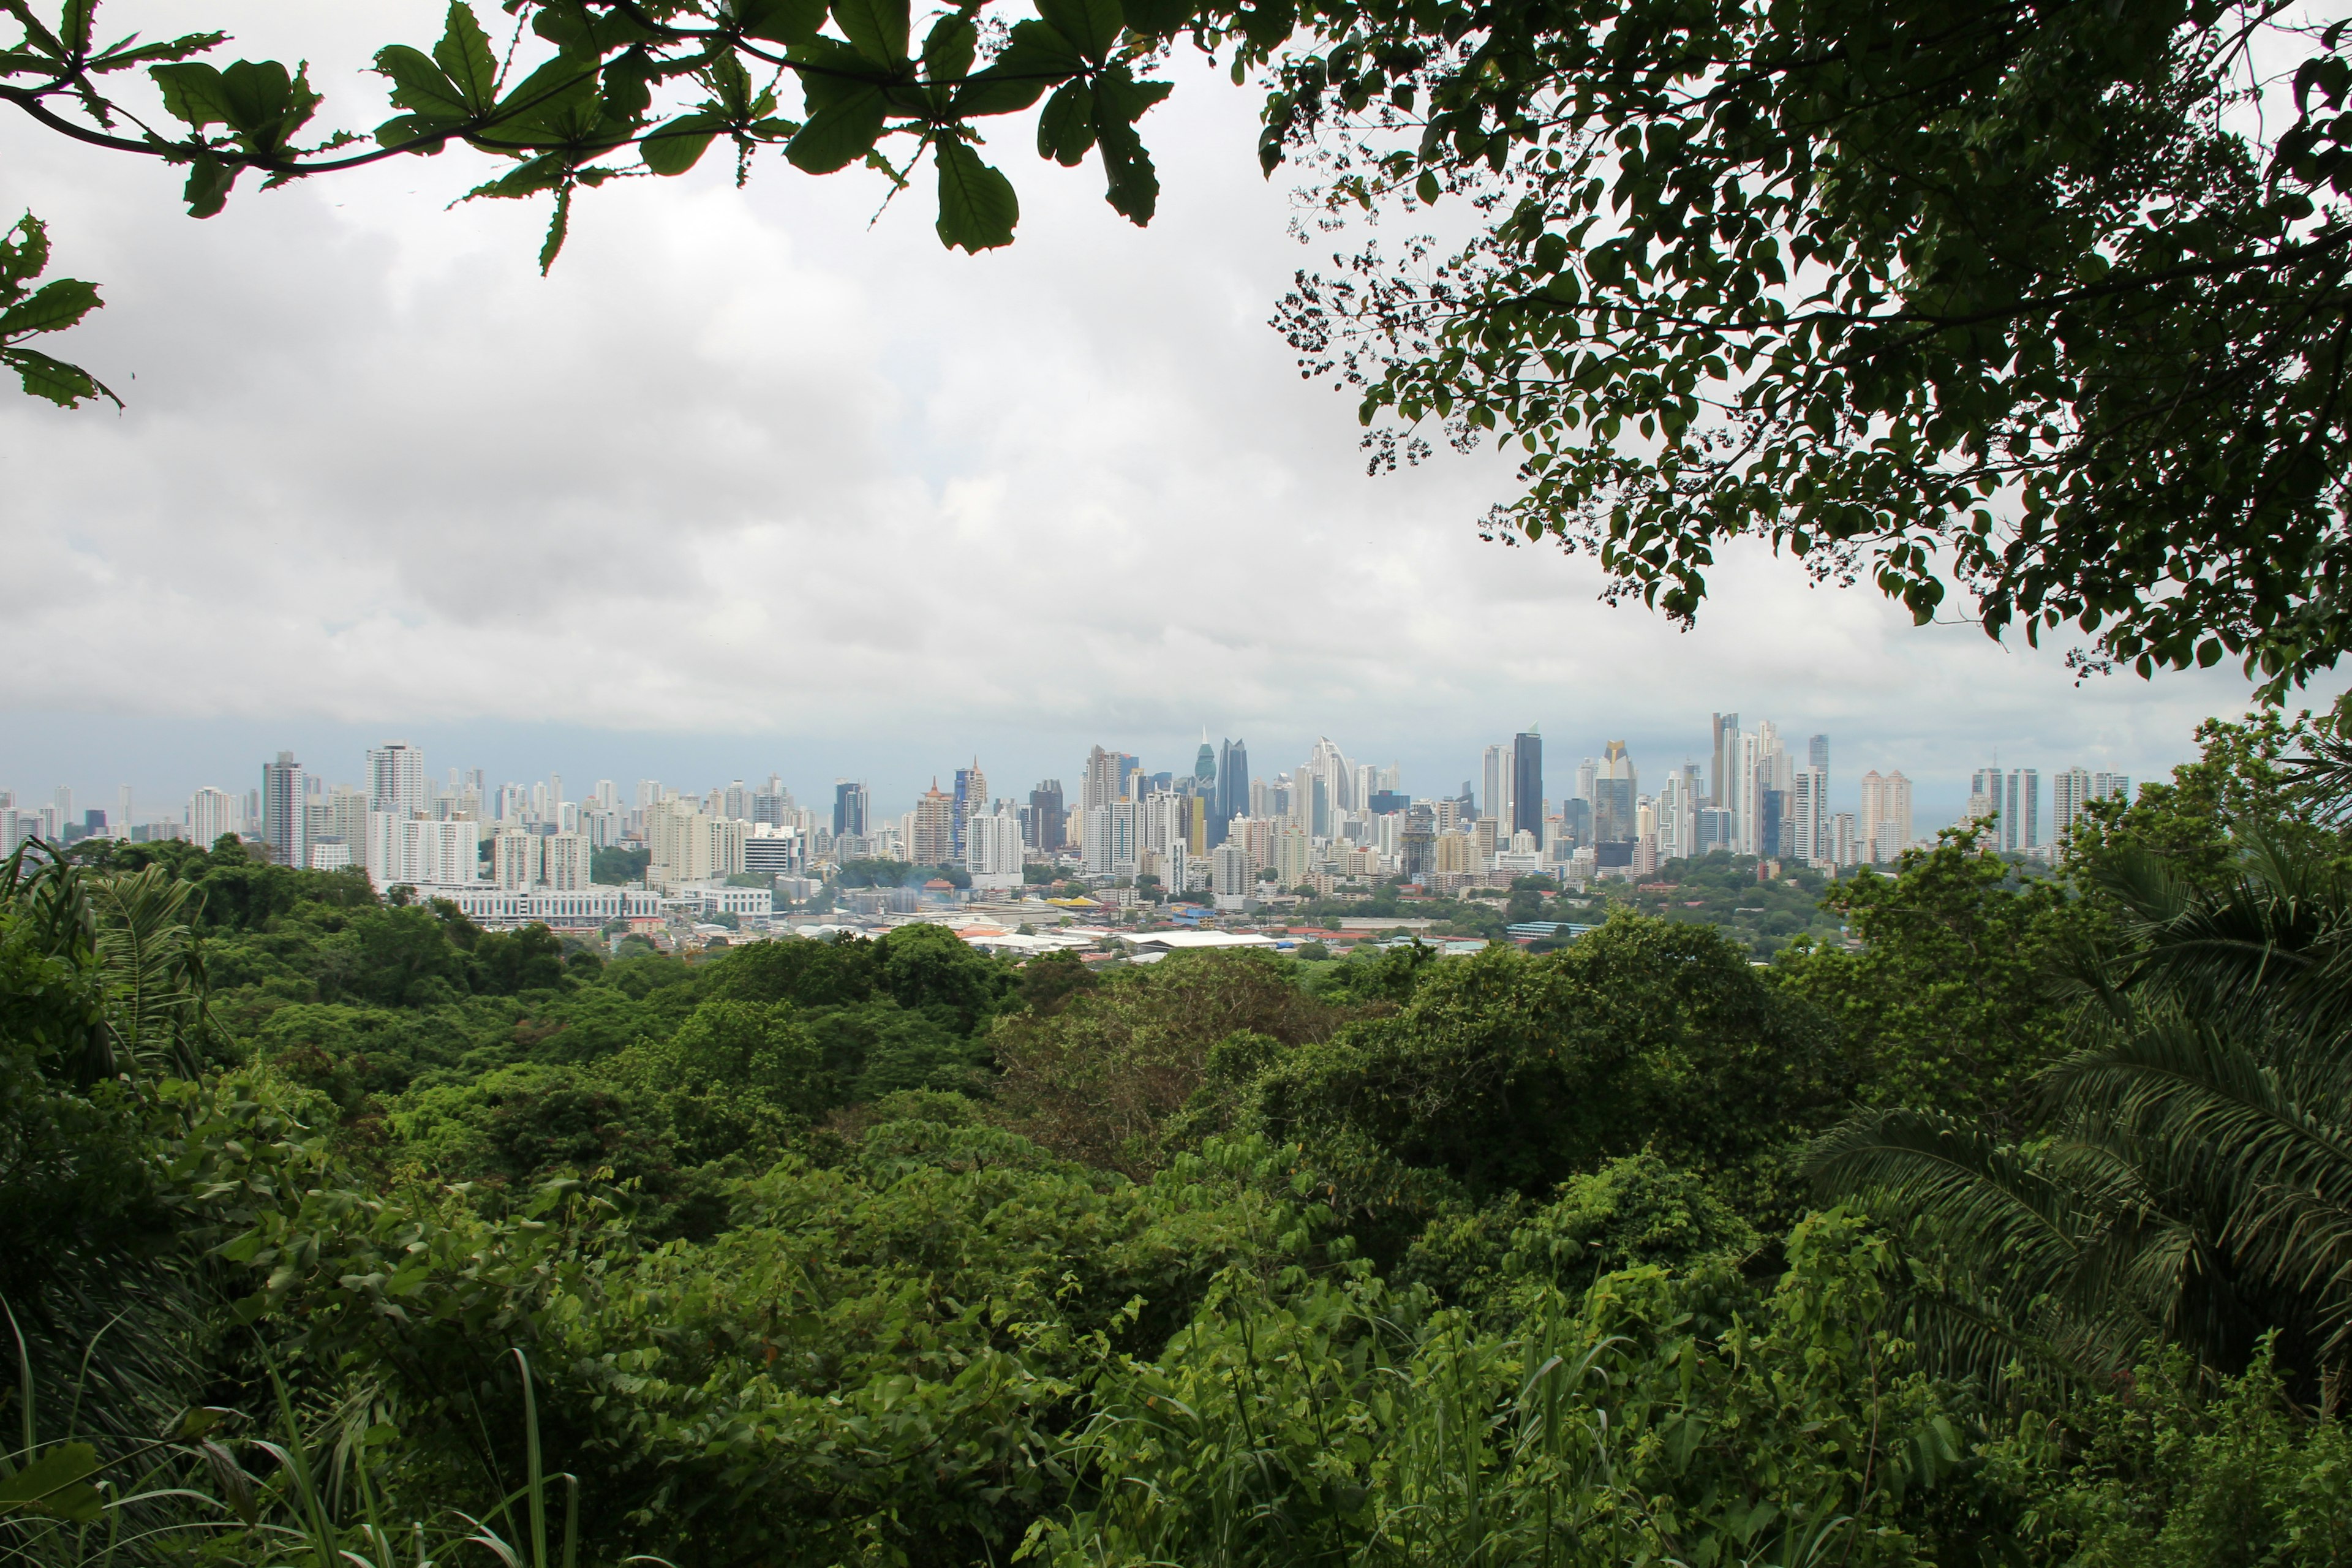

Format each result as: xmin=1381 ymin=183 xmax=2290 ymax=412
xmin=189 ymin=787 xmax=236 ymax=848
xmin=952 ymin=760 xmax=987 ymax=859
xmin=366 ymin=741 xmax=427 ymax=821
xmin=832 ymin=780 xmax=869 ymax=839
xmin=2052 ymin=767 xmax=2131 ymax=840
xmin=1594 ymin=739 xmax=1634 ymax=843
xmin=2004 ymin=768 xmax=2041 ymax=853
xmin=965 ymin=804 xmax=1025 ymax=889
xmin=261 ymin=751 xmax=306 ymax=869
xmin=1792 ymin=764 xmax=1827 ymax=865
xmin=1215 ymin=738 xmax=1249 ymax=846
xmin=1083 ymin=747 xmax=1120 ymax=812
xmin=1859 ymin=770 xmax=1913 ymax=862
xmin=1511 ymin=729 xmax=1544 ymax=840
xmin=1029 ymin=779 xmax=1065 ymax=852
xmin=1194 ymin=736 xmax=1216 ymax=788
xmin=1310 ymin=737 xmax=1353 ymax=815
xmin=913 ymin=781 xmax=957 ymax=866
xmin=1808 ymin=734 xmax=1829 ymax=769
xmin=1657 ymin=763 xmax=1701 ymax=865
xmin=1482 ymin=742 xmax=1512 ymax=826
xmin=1710 ymin=713 xmax=1740 ymax=806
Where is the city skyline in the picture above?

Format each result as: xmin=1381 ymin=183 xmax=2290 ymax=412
xmin=7 ymin=706 xmax=2143 ymax=854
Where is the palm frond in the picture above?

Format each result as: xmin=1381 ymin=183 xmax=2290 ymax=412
xmin=91 ymin=867 xmax=216 ymax=1080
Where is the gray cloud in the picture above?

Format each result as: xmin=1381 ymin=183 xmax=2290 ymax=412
xmin=2 ymin=1 xmax=2335 ymax=821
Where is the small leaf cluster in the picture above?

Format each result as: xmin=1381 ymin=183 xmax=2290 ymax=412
xmin=0 ymin=0 xmax=1195 ymax=269
xmin=0 ymin=214 xmax=112 ymax=406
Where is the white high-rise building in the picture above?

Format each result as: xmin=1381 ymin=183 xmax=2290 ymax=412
xmin=2052 ymin=767 xmax=2132 ymax=840
xmin=1079 ymin=801 xmax=1139 ymax=878
xmin=963 ymin=805 xmax=1025 ymax=891
xmin=1966 ymin=765 xmax=2000 ymax=832
xmin=189 ymin=787 xmax=237 ymax=848
xmin=742 ymin=824 xmax=802 ymax=878
xmin=1210 ymin=842 xmax=1253 ymax=902
xmin=307 ymin=787 xmax=369 ymax=851
xmin=2003 ymin=769 xmax=2041 ymax=853
xmin=542 ymin=833 xmax=592 ymax=891
xmin=368 ymin=813 xmax=480 ymax=889
xmin=1310 ymin=737 xmax=1354 ymax=814
xmin=1858 ymin=770 xmax=1913 ymax=862
xmin=1790 ymin=765 xmax=1828 ymax=865
xmin=1732 ymin=731 xmax=1764 ymax=854
xmin=1142 ymin=793 xmax=1189 ymax=862
xmin=1288 ymin=764 xmax=1317 ymax=832
xmin=1656 ymin=764 xmax=1701 ymax=865
xmin=644 ymin=797 xmax=745 ymax=889
xmin=1081 ymin=805 xmax=1110 ymax=876
xmin=492 ymin=829 xmax=541 ymax=889
xmin=1082 ymin=747 xmax=1121 ymax=813
xmin=1272 ymin=826 xmax=1313 ymax=889
xmin=1483 ymin=742 xmax=1515 ymax=829
xmin=367 ymin=742 xmax=428 ymax=821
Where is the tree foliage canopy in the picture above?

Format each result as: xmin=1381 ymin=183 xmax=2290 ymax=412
xmin=19 ymin=718 xmax=2352 ymax=1566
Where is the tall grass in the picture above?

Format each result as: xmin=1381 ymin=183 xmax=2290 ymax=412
xmin=2 ymin=1311 xmax=621 ymax=1568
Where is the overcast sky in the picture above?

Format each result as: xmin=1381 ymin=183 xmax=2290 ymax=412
xmin=2 ymin=0 xmax=2335 ymax=826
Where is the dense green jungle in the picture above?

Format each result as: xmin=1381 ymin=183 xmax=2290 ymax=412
xmin=12 ymin=708 xmax=2352 ymax=1567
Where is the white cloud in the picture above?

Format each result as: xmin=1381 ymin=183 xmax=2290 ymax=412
xmin=1 ymin=0 xmax=2337 ymax=819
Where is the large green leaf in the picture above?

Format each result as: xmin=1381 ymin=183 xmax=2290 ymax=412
xmin=1091 ymin=66 xmax=1167 ymax=223
xmin=785 ymin=86 xmax=888 ymax=173
xmin=921 ymin=15 xmax=975 ymax=83
xmin=1118 ymin=0 xmax=1191 ymax=37
xmin=373 ymin=43 xmax=472 ymax=123
xmin=0 ymin=278 xmax=100 ymax=340
xmin=486 ymin=55 xmax=601 ymax=142
xmin=1035 ymin=0 xmax=1123 ymax=63
xmin=1036 ymin=80 xmax=1094 ymax=165
xmin=829 ymin=0 xmax=908 ymax=67
xmin=934 ymin=139 xmax=1017 ymax=252
xmin=214 ymin=59 xmax=319 ymax=149
xmin=529 ymin=0 xmax=663 ymax=58
xmin=0 ymin=213 xmax=51 ymax=295
xmin=960 ymin=20 xmax=1081 ymax=117
xmin=87 ymin=29 xmax=228 ymax=75
xmin=3 ymin=345 xmax=114 ymax=407
xmin=734 ymin=0 xmax=828 ymax=45
xmin=0 ymin=1443 xmax=103 ymax=1521
xmin=431 ymin=2 xmax=499 ymax=113
xmin=181 ymin=153 xmax=238 ymax=217
xmin=641 ymin=111 xmax=726 ymax=175
xmin=149 ymin=61 xmax=235 ymax=128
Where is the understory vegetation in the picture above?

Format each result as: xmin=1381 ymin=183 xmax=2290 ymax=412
xmin=13 ymin=710 xmax=2352 ymax=1566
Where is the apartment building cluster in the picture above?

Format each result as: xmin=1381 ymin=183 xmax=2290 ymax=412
xmin=5 ymin=716 xmax=2143 ymax=913
xmin=1959 ymin=766 xmax=2135 ymax=858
